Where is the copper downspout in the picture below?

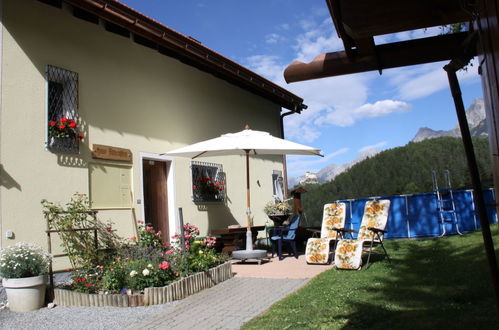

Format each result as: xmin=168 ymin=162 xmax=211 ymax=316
xmin=280 ymin=110 xmax=300 ymax=196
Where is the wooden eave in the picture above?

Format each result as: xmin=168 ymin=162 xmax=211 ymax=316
xmin=285 ymin=0 xmax=474 ymax=82
xmin=41 ymin=0 xmax=306 ymax=112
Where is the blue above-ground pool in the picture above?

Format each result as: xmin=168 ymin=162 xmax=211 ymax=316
xmin=337 ymin=188 xmax=497 ymax=239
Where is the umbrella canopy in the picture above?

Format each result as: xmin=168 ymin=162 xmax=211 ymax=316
xmin=165 ymin=128 xmax=322 ymax=158
xmin=166 ymin=126 xmax=322 ymax=250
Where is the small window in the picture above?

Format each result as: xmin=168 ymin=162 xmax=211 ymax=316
xmin=191 ymin=161 xmax=225 ymax=204
xmin=46 ymin=65 xmax=79 ymax=153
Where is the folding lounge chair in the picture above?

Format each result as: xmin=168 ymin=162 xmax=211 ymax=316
xmin=334 ymin=199 xmax=391 ymax=270
xmin=270 ymin=215 xmax=301 ymax=260
xmin=305 ymin=202 xmax=346 ymax=264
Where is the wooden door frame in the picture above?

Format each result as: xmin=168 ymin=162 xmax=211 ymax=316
xmin=139 ymin=153 xmax=177 ymax=240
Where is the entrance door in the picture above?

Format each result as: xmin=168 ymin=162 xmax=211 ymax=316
xmin=142 ymin=159 xmax=169 ymax=245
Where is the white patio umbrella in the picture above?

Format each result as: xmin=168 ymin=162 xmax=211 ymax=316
xmin=165 ymin=125 xmax=322 ymax=254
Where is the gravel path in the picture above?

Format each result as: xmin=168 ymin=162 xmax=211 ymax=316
xmin=0 ymin=302 xmax=172 ymax=330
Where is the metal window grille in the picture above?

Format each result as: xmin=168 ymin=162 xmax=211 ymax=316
xmin=46 ymin=65 xmax=79 ymax=154
xmin=191 ymin=161 xmax=225 ymax=204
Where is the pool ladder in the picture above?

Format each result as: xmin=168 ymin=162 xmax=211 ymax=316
xmin=432 ymin=170 xmax=463 ymax=236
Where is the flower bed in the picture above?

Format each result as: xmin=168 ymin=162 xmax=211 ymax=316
xmin=42 ymin=194 xmax=230 ymax=308
xmin=53 ymin=262 xmax=232 ymax=307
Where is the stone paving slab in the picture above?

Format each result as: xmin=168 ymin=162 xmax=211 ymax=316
xmin=127 ymin=277 xmax=309 ymax=330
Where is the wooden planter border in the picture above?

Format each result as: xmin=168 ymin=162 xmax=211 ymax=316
xmin=53 ymin=262 xmax=232 ymax=307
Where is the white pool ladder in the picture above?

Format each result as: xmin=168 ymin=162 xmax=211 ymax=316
xmin=432 ymin=170 xmax=463 ymax=236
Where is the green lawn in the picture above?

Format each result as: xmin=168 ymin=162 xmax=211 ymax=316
xmin=243 ymin=230 xmax=499 ymax=329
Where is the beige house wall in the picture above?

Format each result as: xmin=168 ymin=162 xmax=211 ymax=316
xmin=0 ymin=1 xmax=285 ymax=255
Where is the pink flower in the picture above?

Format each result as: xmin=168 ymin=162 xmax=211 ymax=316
xmin=130 ymin=236 xmax=137 ymax=241
xmin=158 ymin=261 xmax=170 ymax=270
xmin=146 ymin=226 xmax=153 ymax=231
xmin=165 ymin=249 xmax=174 ymax=255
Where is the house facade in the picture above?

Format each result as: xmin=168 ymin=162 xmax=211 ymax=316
xmin=0 ymin=0 xmax=306 ymax=259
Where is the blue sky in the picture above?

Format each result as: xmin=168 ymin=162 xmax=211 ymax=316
xmin=120 ymin=0 xmax=483 ymax=178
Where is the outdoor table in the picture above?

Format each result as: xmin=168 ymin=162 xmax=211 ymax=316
xmin=211 ymin=226 xmax=265 ymax=254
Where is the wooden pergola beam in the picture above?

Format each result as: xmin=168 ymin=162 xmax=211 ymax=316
xmin=284 ymin=32 xmax=471 ymax=83
xmin=328 ymin=0 xmax=471 ymax=41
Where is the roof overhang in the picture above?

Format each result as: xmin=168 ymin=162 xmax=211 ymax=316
xmin=40 ymin=0 xmax=307 ymax=112
xmin=284 ymin=0 xmax=475 ymax=83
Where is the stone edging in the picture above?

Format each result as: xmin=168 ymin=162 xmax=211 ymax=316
xmin=53 ymin=262 xmax=232 ymax=307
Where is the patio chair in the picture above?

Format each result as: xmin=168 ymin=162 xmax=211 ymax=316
xmin=334 ymin=199 xmax=391 ymax=270
xmin=305 ymin=202 xmax=346 ymax=264
xmin=270 ymin=215 xmax=301 ymax=260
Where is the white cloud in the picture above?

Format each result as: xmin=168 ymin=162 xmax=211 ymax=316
xmin=318 ymin=99 xmax=410 ymax=127
xmin=279 ymin=23 xmax=290 ymax=31
xmin=265 ymin=33 xmax=284 ymax=44
xmin=354 ymin=100 xmax=411 ymax=118
xmin=245 ymin=55 xmax=283 ymax=81
xmin=294 ymin=20 xmax=343 ymax=62
xmin=358 ymin=141 xmax=388 ymax=153
xmin=386 ymin=59 xmax=480 ymax=101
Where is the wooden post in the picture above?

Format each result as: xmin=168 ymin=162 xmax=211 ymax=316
xmin=445 ymin=65 xmax=499 ymax=311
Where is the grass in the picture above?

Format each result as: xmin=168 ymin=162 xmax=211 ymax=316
xmin=242 ymin=229 xmax=499 ymax=329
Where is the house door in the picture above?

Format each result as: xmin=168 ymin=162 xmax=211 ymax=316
xmin=142 ymin=159 xmax=169 ymax=245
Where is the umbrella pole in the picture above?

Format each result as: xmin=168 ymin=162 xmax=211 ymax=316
xmin=245 ymin=149 xmax=253 ymax=250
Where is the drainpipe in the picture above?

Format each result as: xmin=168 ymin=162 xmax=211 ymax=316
xmin=444 ymin=63 xmax=499 ymax=312
xmin=280 ymin=110 xmax=298 ymax=198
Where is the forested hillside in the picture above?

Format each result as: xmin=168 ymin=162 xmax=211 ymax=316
xmin=300 ymin=137 xmax=492 ymax=224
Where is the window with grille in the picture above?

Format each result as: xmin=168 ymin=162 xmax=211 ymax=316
xmin=46 ymin=65 xmax=79 ymax=154
xmin=191 ymin=161 xmax=225 ymax=204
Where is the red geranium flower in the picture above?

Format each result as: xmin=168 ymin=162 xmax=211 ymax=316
xmin=58 ymin=124 xmax=65 ymax=130
xmin=69 ymin=122 xmax=77 ymax=128
xmin=49 ymin=121 xmax=57 ymax=127
xmin=60 ymin=118 xmax=68 ymax=123
xmin=85 ymin=283 xmax=92 ymax=287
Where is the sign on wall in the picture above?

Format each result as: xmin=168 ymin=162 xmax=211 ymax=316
xmin=92 ymin=144 xmax=132 ymax=162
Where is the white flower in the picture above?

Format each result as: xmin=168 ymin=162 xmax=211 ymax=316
xmin=147 ymin=264 xmax=153 ymax=269
xmin=142 ymin=268 xmax=150 ymax=276
xmin=129 ymin=270 xmax=138 ymax=277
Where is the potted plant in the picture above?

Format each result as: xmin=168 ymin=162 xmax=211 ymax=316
xmin=0 ymin=242 xmax=51 ymax=312
xmin=264 ymin=199 xmax=293 ymax=225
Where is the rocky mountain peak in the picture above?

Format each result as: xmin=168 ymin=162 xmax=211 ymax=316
xmin=411 ymin=98 xmax=486 ymax=143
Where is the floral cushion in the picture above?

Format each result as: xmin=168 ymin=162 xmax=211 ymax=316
xmin=334 ymin=239 xmax=364 ymax=270
xmin=320 ymin=202 xmax=346 ymax=239
xmin=305 ymin=238 xmax=330 ymax=264
xmin=357 ymin=200 xmax=390 ymax=241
